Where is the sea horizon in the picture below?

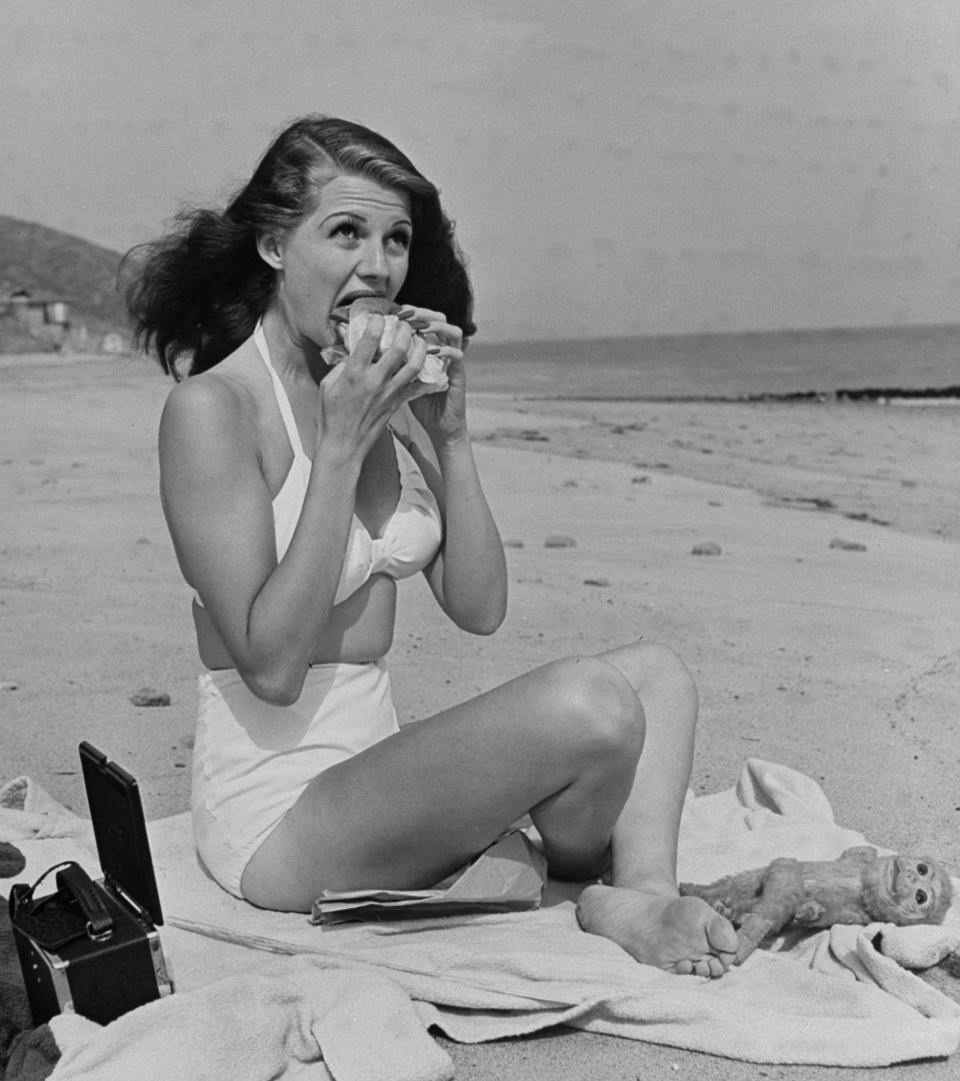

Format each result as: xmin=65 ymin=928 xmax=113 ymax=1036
xmin=467 ymin=321 xmax=960 ymax=402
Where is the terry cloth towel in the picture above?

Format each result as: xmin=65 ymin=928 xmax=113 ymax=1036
xmin=2 ymin=760 xmax=959 ymax=1070
xmin=46 ymin=960 xmax=452 ymax=1081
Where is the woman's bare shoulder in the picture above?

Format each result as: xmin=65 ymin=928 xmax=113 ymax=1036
xmin=161 ymin=340 xmax=263 ymax=441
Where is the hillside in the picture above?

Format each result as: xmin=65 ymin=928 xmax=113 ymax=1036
xmin=0 ymin=215 xmax=127 ymax=337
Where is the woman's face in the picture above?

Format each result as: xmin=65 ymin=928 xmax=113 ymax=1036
xmin=261 ymin=172 xmax=413 ymax=350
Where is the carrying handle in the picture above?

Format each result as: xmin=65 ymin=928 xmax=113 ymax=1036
xmin=55 ymin=862 xmax=114 ymax=940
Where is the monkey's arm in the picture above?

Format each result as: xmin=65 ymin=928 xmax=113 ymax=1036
xmin=682 ymin=859 xmax=808 ymax=964
xmin=730 ymin=859 xmax=808 ymax=964
xmin=680 ymin=866 xmax=769 ymax=923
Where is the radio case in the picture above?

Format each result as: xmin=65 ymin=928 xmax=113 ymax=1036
xmin=9 ymin=742 xmax=173 ymax=1026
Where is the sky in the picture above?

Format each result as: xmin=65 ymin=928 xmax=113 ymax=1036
xmin=3 ymin=0 xmax=960 ymax=342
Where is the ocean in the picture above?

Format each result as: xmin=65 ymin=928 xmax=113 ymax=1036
xmin=466 ymin=323 xmax=960 ymax=401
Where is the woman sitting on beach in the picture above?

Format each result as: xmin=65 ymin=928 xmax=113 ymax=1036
xmin=123 ymin=114 xmax=737 ymax=978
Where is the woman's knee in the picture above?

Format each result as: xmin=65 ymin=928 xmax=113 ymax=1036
xmin=605 ymin=640 xmax=698 ymax=714
xmin=541 ymin=655 xmax=645 ymax=763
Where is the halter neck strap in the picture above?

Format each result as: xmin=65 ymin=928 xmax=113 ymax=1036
xmin=253 ymin=321 xmax=307 ymax=459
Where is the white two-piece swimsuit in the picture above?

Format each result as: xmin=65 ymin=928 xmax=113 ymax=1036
xmin=191 ymin=324 xmax=443 ymax=898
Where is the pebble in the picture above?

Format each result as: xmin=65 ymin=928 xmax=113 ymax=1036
xmin=502 ymin=538 xmax=525 ymax=549
xmin=829 ymin=538 xmax=867 ymax=552
xmin=691 ymin=541 xmax=722 ymax=556
xmin=583 ymin=578 xmax=610 ymax=587
xmin=129 ymin=687 xmax=171 ymax=707
xmin=544 ymin=535 xmax=577 ymax=549
xmin=0 ymin=681 xmax=18 ymax=691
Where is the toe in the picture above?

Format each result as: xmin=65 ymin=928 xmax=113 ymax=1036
xmin=705 ymin=955 xmax=726 ymax=979
xmin=690 ymin=957 xmax=716 ymax=978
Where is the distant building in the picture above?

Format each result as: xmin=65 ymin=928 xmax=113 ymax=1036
xmin=0 ymin=288 xmax=74 ymax=349
xmin=0 ymin=287 xmax=129 ymax=354
xmin=101 ymin=331 xmax=127 ymax=354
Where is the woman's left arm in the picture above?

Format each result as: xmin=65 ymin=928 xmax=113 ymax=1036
xmin=400 ymin=309 xmax=507 ymax=634
xmin=424 ymin=425 xmax=507 ymax=634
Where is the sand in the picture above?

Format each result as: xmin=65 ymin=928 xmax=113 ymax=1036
xmin=2 ymin=352 xmax=959 ymax=1080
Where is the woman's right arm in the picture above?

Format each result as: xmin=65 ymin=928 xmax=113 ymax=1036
xmin=159 ymin=376 xmax=361 ymax=705
xmin=159 ymin=318 xmax=428 ymax=705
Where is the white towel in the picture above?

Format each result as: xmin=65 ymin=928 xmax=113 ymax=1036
xmin=46 ymin=960 xmax=452 ymax=1081
xmin=3 ymin=760 xmax=959 ymax=1069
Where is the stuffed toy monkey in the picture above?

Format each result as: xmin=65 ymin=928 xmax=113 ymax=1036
xmin=680 ymin=846 xmax=953 ymax=965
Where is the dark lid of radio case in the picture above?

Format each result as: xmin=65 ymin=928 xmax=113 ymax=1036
xmin=78 ymin=742 xmax=164 ymax=926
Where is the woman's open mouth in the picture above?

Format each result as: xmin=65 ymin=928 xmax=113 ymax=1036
xmin=331 ymin=294 xmax=394 ymax=325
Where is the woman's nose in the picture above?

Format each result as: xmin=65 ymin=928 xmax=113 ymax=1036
xmin=357 ymin=240 xmax=389 ymax=283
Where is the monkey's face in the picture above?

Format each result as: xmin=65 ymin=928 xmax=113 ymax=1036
xmin=864 ymin=855 xmax=953 ymax=924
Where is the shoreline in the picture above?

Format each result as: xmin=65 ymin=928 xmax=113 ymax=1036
xmin=4 ymin=346 xmax=960 ymax=400
xmin=3 ymin=346 xmax=958 ymax=399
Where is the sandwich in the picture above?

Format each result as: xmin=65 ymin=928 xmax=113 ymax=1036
xmin=325 ymin=297 xmax=449 ymax=393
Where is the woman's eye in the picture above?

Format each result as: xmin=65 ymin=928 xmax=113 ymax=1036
xmin=387 ymin=232 xmax=412 ymax=252
xmin=916 ymin=889 xmax=928 ymax=906
xmin=332 ymin=222 xmax=359 ymax=240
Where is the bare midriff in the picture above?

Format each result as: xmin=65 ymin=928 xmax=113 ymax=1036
xmin=194 ymin=573 xmax=399 ymax=670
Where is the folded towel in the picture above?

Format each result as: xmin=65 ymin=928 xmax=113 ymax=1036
xmin=875 ymin=922 xmax=960 ymax=973
xmin=3 ymin=761 xmax=959 ymax=1070
xmin=47 ymin=960 xmax=452 ymax=1081
xmin=0 ymin=779 xmax=93 ymax=845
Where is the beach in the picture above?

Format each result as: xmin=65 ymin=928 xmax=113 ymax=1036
xmin=2 ymin=348 xmax=959 ymax=1080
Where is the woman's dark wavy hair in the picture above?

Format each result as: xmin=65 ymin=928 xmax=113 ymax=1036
xmin=121 ymin=115 xmax=476 ymax=379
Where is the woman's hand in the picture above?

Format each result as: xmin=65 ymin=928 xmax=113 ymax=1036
xmin=398 ymin=307 xmax=467 ymax=443
xmin=317 ymin=314 xmax=429 ymax=457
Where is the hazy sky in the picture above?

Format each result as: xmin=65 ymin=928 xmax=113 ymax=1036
xmin=3 ymin=1 xmax=960 ymax=341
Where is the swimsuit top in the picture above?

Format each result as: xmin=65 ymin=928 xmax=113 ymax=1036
xmin=195 ymin=325 xmax=443 ymax=610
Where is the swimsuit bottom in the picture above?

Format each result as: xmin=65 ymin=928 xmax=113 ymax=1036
xmin=192 ymin=660 xmax=399 ymax=898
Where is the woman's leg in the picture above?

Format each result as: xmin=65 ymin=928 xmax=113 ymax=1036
xmin=241 ymin=653 xmax=642 ymax=903
xmin=575 ymin=642 xmax=739 ymax=977
xmin=241 ymin=642 xmax=736 ymax=975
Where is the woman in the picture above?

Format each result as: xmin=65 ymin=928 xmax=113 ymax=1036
xmin=123 ymin=115 xmax=737 ymax=978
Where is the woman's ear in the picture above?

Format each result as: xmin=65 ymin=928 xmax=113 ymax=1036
xmin=256 ymin=231 xmax=285 ymax=271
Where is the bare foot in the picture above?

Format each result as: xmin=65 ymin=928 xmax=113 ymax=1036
xmin=576 ymin=883 xmax=739 ymax=978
